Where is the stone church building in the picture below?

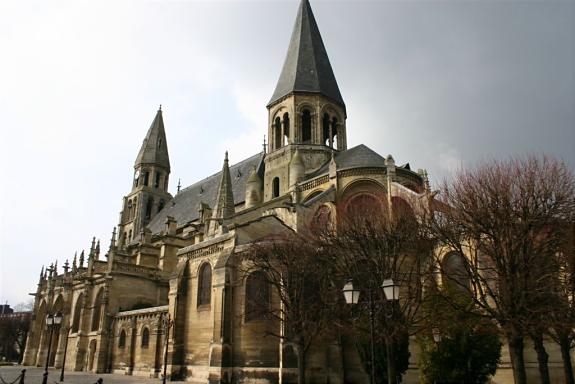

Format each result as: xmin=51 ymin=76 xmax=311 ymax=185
xmin=21 ymin=1 xmax=565 ymax=383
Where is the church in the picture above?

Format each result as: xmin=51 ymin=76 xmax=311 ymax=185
xmin=21 ymin=1 xmax=560 ymax=383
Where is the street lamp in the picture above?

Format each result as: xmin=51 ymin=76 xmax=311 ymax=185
xmin=42 ymin=312 xmax=63 ymax=384
xmin=342 ymin=280 xmax=360 ymax=305
xmin=342 ymin=279 xmax=375 ymax=384
xmin=432 ymin=328 xmax=441 ymax=343
xmin=381 ymin=279 xmax=400 ymax=384
xmin=381 ymin=278 xmax=400 ymax=301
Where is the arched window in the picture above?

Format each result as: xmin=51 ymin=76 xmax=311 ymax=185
xmin=141 ymin=327 xmax=150 ymax=348
xmin=322 ymin=113 xmax=330 ymax=145
xmin=128 ymin=230 xmax=133 ymax=242
xmin=145 ymin=198 xmax=154 ymax=220
xmin=331 ymin=117 xmax=338 ymax=148
xmin=119 ymin=330 xmax=126 ymax=348
xmin=442 ymin=252 xmax=471 ymax=297
xmin=91 ymin=289 xmax=104 ymax=331
xmin=154 ymin=172 xmax=161 ymax=188
xmin=283 ymin=113 xmax=290 ymax=146
xmin=245 ymin=271 xmax=270 ymax=322
xmin=143 ymin=171 xmax=150 ymax=187
xmin=345 ymin=193 xmax=385 ymax=219
xmin=127 ymin=200 xmax=133 ymax=220
xmin=301 ymin=109 xmax=312 ymax=143
xmin=197 ymin=263 xmax=212 ymax=307
xmin=274 ymin=117 xmax=282 ymax=150
xmin=72 ymin=294 xmax=83 ymax=333
xmin=272 ymin=177 xmax=280 ymax=198
xmin=158 ymin=200 xmax=165 ymax=212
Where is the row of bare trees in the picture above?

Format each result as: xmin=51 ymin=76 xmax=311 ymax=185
xmin=241 ymin=155 xmax=574 ymax=384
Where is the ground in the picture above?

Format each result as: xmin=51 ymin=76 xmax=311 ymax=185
xmin=0 ymin=366 xmax=160 ymax=384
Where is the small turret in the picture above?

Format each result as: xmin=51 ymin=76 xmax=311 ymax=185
xmin=289 ymin=148 xmax=305 ymax=188
xmin=245 ymin=167 xmax=263 ymax=208
xmin=79 ymin=250 xmax=85 ymax=268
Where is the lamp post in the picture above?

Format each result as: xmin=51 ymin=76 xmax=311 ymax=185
xmin=381 ymin=278 xmax=400 ymax=384
xmin=42 ymin=312 xmax=63 ymax=384
xmin=162 ymin=314 xmax=174 ymax=384
xmin=342 ymin=280 xmax=376 ymax=384
xmin=59 ymin=325 xmax=70 ymax=382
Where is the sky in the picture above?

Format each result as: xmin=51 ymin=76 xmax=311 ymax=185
xmin=0 ymin=0 xmax=574 ymax=305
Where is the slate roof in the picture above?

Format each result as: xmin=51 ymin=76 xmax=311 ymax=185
xmin=267 ymin=0 xmax=345 ymax=109
xmin=146 ymin=153 xmax=264 ymax=234
xmin=135 ymin=108 xmax=170 ymax=170
xmin=309 ymin=144 xmax=387 ymax=177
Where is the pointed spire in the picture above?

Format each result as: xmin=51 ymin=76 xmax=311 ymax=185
xmin=95 ymin=240 xmax=100 ymax=260
xmin=64 ymin=259 xmax=70 ymax=275
xmin=134 ymin=107 xmax=170 ymax=170
xmin=79 ymin=250 xmax=85 ymax=268
xmin=212 ymin=151 xmax=236 ymax=221
xmin=177 ymin=178 xmax=181 ymax=193
xmin=72 ymin=252 xmax=78 ymax=271
xmin=39 ymin=266 xmax=44 ymax=282
xmin=54 ymin=260 xmax=58 ymax=276
xmin=268 ymin=0 xmax=344 ymax=109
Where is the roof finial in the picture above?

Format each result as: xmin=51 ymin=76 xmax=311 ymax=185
xmin=263 ymin=135 xmax=267 ymax=154
xmin=159 ymin=104 xmax=162 ymax=111
xmin=177 ymin=178 xmax=181 ymax=193
xmin=225 ymin=151 xmax=229 ymax=162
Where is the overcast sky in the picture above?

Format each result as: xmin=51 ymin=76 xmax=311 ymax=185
xmin=1 ymin=0 xmax=574 ymax=305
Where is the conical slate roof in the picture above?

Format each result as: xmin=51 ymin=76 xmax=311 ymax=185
xmin=268 ymin=0 xmax=345 ymax=109
xmin=212 ymin=151 xmax=236 ymax=220
xmin=135 ymin=108 xmax=170 ymax=170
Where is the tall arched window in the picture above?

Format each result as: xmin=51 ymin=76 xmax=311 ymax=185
xmin=141 ymin=327 xmax=150 ymax=348
xmin=322 ymin=113 xmax=330 ymax=145
xmin=301 ymin=109 xmax=312 ymax=143
xmin=245 ymin=271 xmax=270 ymax=322
xmin=331 ymin=117 xmax=338 ymax=148
xmin=91 ymin=288 xmax=104 ymax=331
xmin=283 ymin=113 xmax=290 ymax=146
xmin=127 ymin=200 xmax=133 ymax=220
xmin=145 ymin=198 xmax=154 ymax=220
xmin=272 ymin=177 xmax=280 ymax=198
xmin=274 ymin=117 xmax=282 ymax=150
xmin=72 ymin=294 xmax=83 ymax=333
xmin=154 ymin=172 xmax=161 ymax=188
xmin=119 ymin=330 xmax=126 ymax=348
xmin=442 ymin=252 xmax=471 ymax=297
xmin=197 ymin=263 xmax=212 ymax=307
xmin=158 ymin=200 xmax=165 ymax=213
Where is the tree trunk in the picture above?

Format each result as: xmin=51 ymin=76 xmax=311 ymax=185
xmin=297 ymin=340 xmax=305 ymax=384
xmin=559 ymin=334 xmax=575 ymax=384
xmin=507 ymin=333 xmax=527 ymax=384
xmin=531 ymin=332 xmax=550 ymax=384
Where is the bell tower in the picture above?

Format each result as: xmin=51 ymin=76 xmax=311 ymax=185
xmin=264 ymin=0 xmax=347 ymax=201
xmin=118 ymin=107 xmax=172 ymax=247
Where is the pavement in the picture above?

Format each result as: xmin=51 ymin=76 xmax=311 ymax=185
xmin=0 ymin=366 xmax=163 ymax=384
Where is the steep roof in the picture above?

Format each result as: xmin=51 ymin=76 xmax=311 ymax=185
xmin=268 ymin=0 xmax=345 ymax=109
xmin=146 ymin=153 xmax=264 ymax=234
xmin=135 ymin=108 xmax=170 ymax=170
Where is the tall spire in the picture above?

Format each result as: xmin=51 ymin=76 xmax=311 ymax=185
xmin=268 ymin=0 xmax=344 ymax=109
xmin=134 ymin=107 xmax=170 ymax=170
xmin=212 ymin=151 xmax=236 ymax=221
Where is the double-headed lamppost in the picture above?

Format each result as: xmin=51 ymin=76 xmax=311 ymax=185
xmin=42 ymin=312 xmax=63 ymax=384
xmin=162 ymin=314 xmax=174 ymax=384
xmin=342 ymin=278 xmax=400 ymax=384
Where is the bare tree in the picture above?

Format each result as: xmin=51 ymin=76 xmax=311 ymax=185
xmin=430 ymin=155 xmax=575 ymax=384
xmin=322 ymin=198 xmax=434 ymax=384
xmin=241 ymin=231 xmax=338 ymax=384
